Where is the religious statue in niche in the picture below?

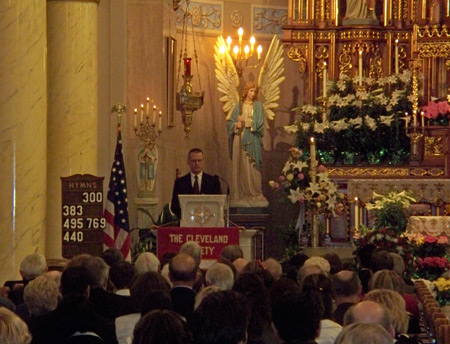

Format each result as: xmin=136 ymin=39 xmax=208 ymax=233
xmin=342 ymin=0 xmax=379 ymax=25
xmin=137 ymin=141 xmax=158 ymax=195
xmin=214 ymin=36 xmax=285 ymax=207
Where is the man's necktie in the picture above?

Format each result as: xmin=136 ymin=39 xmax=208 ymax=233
xmin=193 ymin=175 xmax=200 ymax=194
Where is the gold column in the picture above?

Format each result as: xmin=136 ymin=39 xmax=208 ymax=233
xmin=46 ymin=0 xmax=99 ymax=259
xmin=0 ymin=1 xmax=47 ymax=284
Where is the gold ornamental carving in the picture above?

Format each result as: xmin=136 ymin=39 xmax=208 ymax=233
xmin=291 ymin=31 xmax=310 ymax=40
xmin=338 ymin=44 xmax=352 ymax=75
xmin=288 ymin=45 xmax=308 ymax=74
xmin=399 ymin=46 xmax=408 ymax=73
xmin=410 ymin=168 xmax=445 ymax=177
xmin=339 ymin=30 xmax=386 ymax=40
xmin=417 ymin=43 xmax=450 ymax=58
xmin=327 ymin=167 xmax=409 ymax=177
xmin=424 ymin=137 xmax=444 ymax=158
xmin=369 ymin=46 xmax=383 ymax=79
xmin=416 ymin=25 xmax=450 ymax=39
xmin=446 ymin=60 xmax=450 ymax=71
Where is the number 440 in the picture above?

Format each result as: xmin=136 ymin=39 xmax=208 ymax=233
xmin=63 ymin=231 xmax=83 ymax=242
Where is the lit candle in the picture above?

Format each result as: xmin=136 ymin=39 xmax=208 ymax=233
xmin=250 ymin=36 xmax=255 ymax=52
xmin=134 ymin=108 xmax=138 ymax=128
xmin=226 ymin=36 xmax=232 ymax=51
xmin=354 ymin=197 xmax=359 ymax=231
xmin=233 ymin=45 xmax=239 ymax=59
xmin=413 ymin=110 xmax=417 ymax=127
xmin=404 ymin=112 xmax=409 ymax=130
xmin=140 ymin=104 xmax=144 ymax=123
xmin=358 ymin=51 xmax=363 ymax=86
xmin=310 ymin=137 xmax=316 ymax=166
xmin=153 ymin=105 xmax=157 ymax=124
xmin=146 ymin=97 xmax=150 ymax=117
xmin=219 ymin=45 xmax=225 ymax=62
xmin=238 ymin=27 xmax=243 ymax=46
xmin=421 ymin=111 xmax=425 ymax=127
xmin=159 ymin=111 xmax=162 ymax=131
xmin=395 ymin=39 xmax=399 ymax=75
xmin=257 ymin=45 xmax=262 ymax=60
xmin=244 ymin=45 xmax=250 ymax=59
xmin=184 ymin=57 xmax=192 ymax=76
xmin=323 ymin=62 xmax=327 ymax=98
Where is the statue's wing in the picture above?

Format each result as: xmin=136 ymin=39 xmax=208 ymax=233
xmin=214 ymin=36 xmax=240 ymax=120
xmin=258 ymin=35 xmax=285 ymax=125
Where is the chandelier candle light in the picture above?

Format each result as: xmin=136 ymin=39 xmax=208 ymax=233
xmin=220 ymin=27 xmax=263 ymax=77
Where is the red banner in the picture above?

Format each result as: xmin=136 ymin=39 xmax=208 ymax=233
xmin=157 ymin=227 xmax=240 ymax=260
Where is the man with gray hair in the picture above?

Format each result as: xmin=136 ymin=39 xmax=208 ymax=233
xmin=7 ymin=253 xmax=48 ymax=307
xmin=180 ymin=241 xmax=202 ymax=266
xmin=135 ymin=252 xmax=160 ymax=274
xmin=343 ymin=301 xmax=395 ymax=338
xmin=205 ymin=263 xmax=234 ymax=290
xmin=70 ymin=254 xmax=134 ymax=319
xmin=263 ymin=258 xmax=282 ymax=280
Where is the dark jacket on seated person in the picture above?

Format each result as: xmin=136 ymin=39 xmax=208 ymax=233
xmin=89 ymin=287 xmax=135 ymax=320
xmin=27 ymin=294 xmax=117 ymax=344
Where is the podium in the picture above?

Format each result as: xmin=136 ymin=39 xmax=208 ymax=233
xmin=179 ymin=194 xmax=227 ymax=227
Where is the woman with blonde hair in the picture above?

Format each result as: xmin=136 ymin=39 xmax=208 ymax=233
xmin=369 ymin=269 xmax=419 ymax=321
xmin=365 ymin=289 xmax=408 ymax=334
xmin=0 ymin=307 xmax=32 ymax=344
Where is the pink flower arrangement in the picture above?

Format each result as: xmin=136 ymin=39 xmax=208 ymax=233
xmin=422 ymin=101 xmax=450 ymax=119
xmin=424 ymin=235 xmax=438 ymax=243
xmin=438 ymin=236 xmax=449 ymax=244
xmin=417 ymin=256 xmax=450 ymax=270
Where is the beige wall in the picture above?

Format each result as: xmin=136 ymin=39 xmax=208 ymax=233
xmin=99 ymin=0 xmax=304 ymax=257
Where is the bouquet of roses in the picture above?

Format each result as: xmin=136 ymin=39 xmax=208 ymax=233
xmin=415 ymin=256 xmax=450 ymax=280
xmin=408 ymin=234 xmax=449 ymax=258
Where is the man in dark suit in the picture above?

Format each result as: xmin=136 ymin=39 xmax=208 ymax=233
xmin=170 ymin=148 xmax=222 ymax=218
xmin=169 ymin=253 xmax=197 ymax=323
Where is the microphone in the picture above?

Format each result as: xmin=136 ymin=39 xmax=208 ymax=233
xmin=215 ymin=175 xmax=231 ymax=227
xmin=216 ymin=175 xmax=230 ymax=196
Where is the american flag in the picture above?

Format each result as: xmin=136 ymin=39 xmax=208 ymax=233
xmin=103 ymin=131 xmax=131 ymax=261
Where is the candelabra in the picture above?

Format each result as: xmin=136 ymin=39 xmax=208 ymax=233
xmin=133 ymin=98 xmax=163 ymax=196
xmin=218 ymin=28 xmax=263 ymax=77
xmin=406 ymin=111 xmax=425 ymax=161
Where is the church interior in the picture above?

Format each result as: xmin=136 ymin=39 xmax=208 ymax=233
xmin=2 ymin=0 xmax=450 ymax=286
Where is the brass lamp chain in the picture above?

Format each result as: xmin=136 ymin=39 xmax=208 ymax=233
xmin=175 ymin=0 xmax=201 ymax=90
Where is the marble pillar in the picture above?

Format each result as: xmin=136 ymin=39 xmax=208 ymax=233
xmin=46 ymin=0 xmax=99 ymax=259
xmin=0 ymin=1 xmax=47 ymax=283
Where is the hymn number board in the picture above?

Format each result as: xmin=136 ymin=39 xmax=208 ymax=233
xmin=61 ymin=174 xmax=105 ymax=258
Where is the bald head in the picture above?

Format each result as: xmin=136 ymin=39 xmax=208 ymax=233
xmin=233 ymin=258 xmax=248 ymax=274
xmin=332 ymin=270 xmax=361 ymax=302
xmin=169 ymin=253 xmax=197 ymax=286
xmin=344 ymin=301 xmax=395 ymax=338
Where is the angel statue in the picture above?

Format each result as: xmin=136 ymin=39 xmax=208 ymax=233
xmin=214 ymin=35 xmax=285 ymax=207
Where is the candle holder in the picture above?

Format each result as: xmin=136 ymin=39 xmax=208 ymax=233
xmin=318 ymin=96 xmax=328 ymax=123
xmin=406 ymin=124 xmax=424 ymax=161
xmin=134 ymin=98 xmax=164 ymax=196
